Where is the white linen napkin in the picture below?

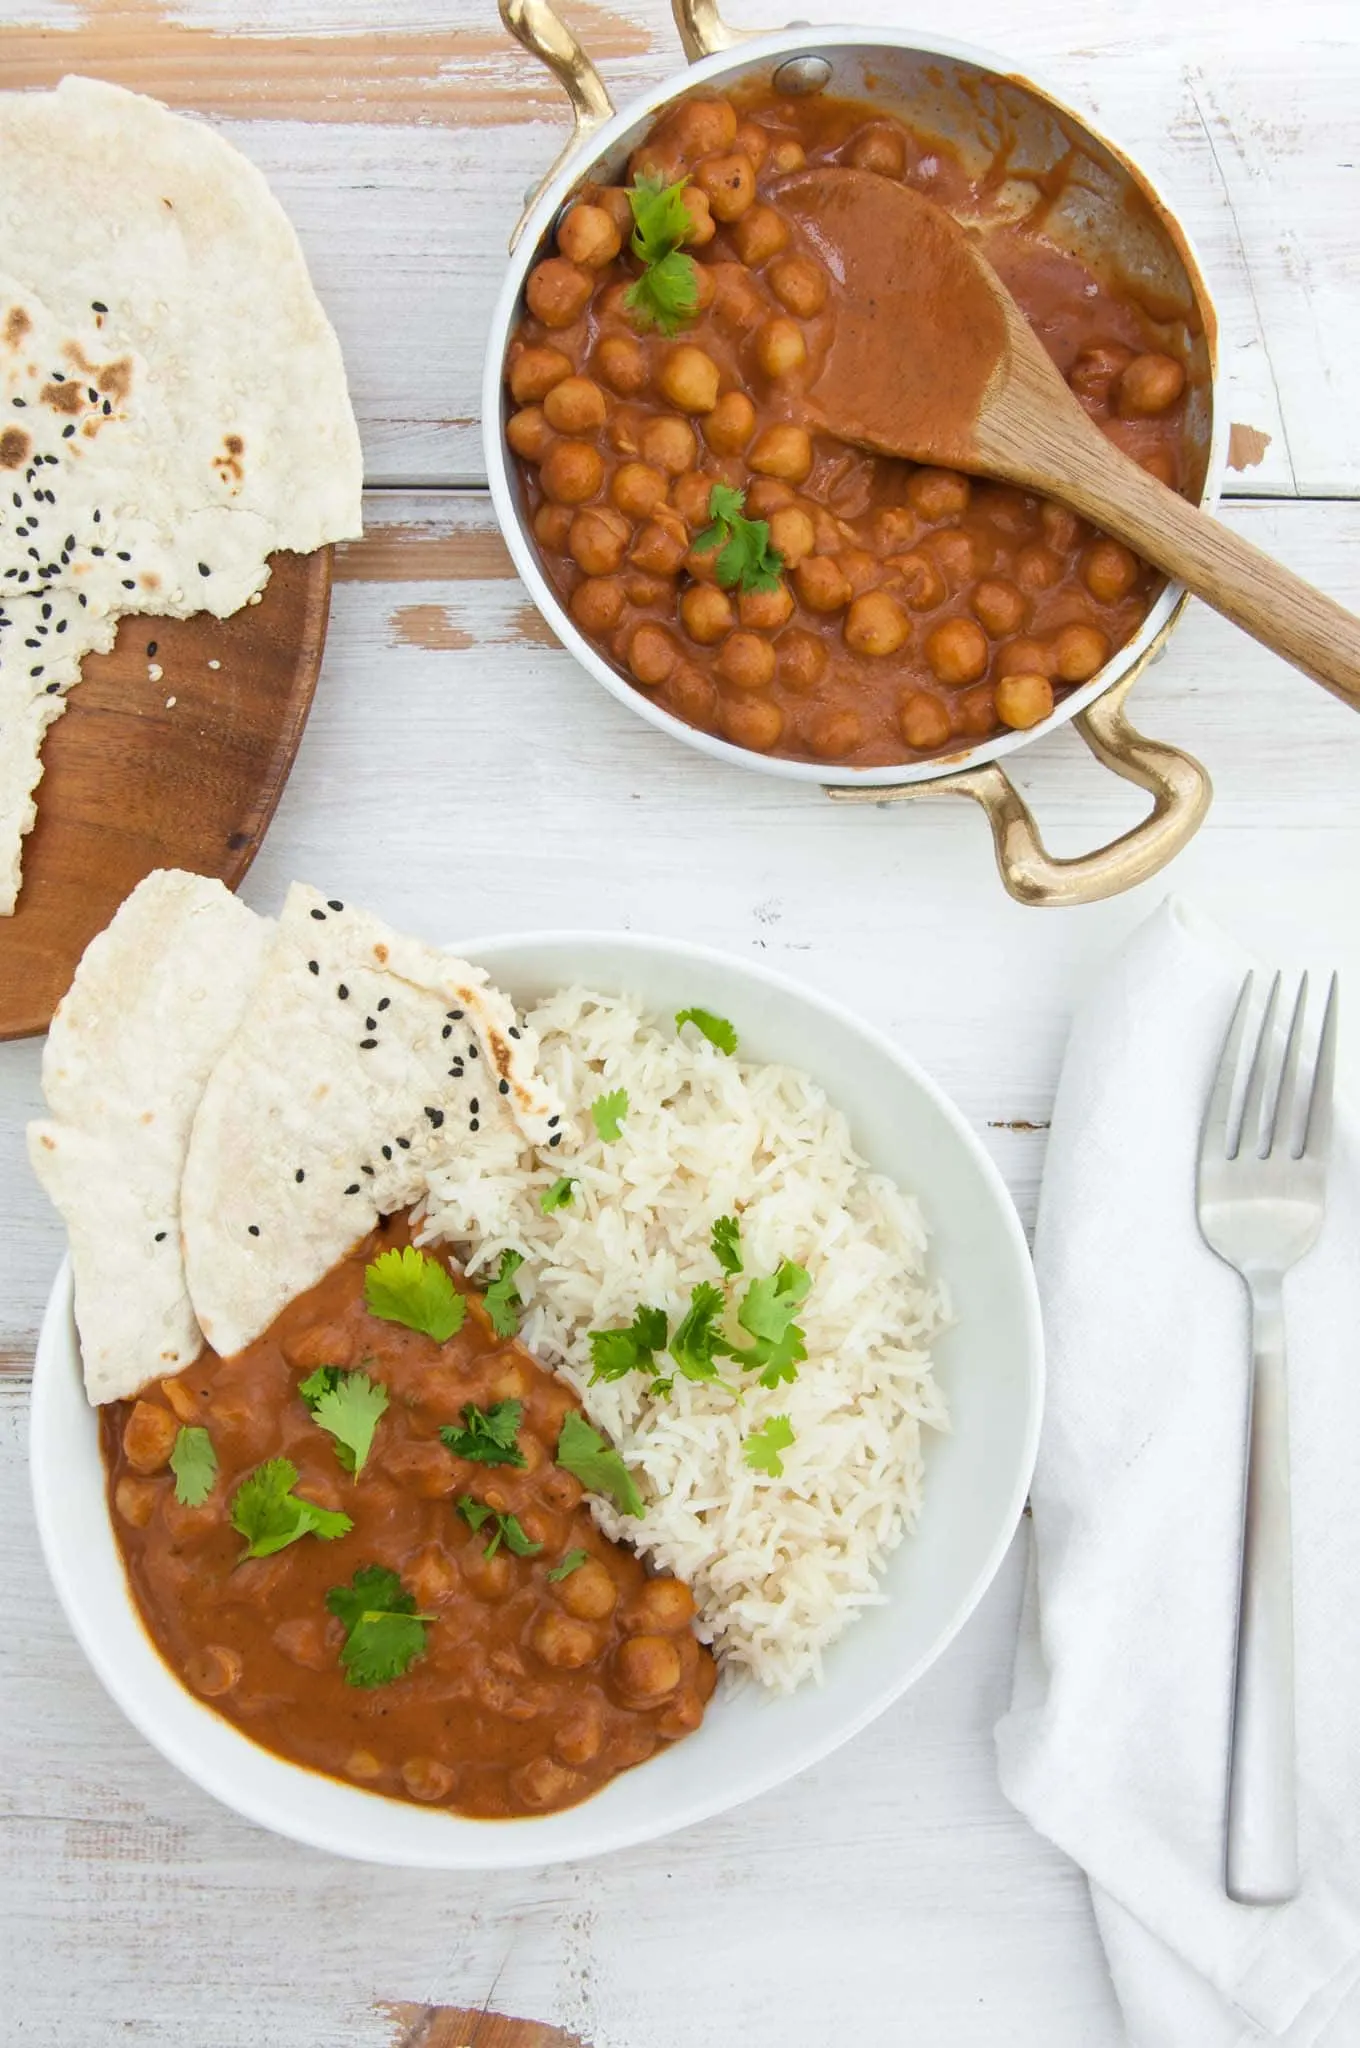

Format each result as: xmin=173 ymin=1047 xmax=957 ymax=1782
xmin=995 ymin=898 xmax=1360 ymax=2047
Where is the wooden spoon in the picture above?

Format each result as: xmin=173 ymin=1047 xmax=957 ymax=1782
xmin=778 ymin=167 xmax=1360 ymax=707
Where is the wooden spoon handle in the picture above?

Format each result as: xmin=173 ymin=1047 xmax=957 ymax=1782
xmin=1011 ymin=422 xmax=1360 ymax=709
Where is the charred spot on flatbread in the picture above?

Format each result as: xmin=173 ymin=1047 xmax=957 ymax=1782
xmin=0 ymin=426 xmax=30 ymax=467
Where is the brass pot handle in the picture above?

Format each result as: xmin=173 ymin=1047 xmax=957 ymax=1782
xmin=824 ymin=672 xmax=1212 ymax=906
xmin=672 ymin=0 xmax=750 ymax=60
xmin=500 ymin=0 xmax=616 ymax=251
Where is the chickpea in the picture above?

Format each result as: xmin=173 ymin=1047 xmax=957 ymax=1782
xmin=555 ymin=1556 xmax=618 ymax=1621
xmin=511 ymin=1756 xmax=578 ymax=1810
xmin=768 ymin=137 xmax=807 ymax=173
xmin=680 ymin=187 xmax=716 ymax=247
xmin=543 ymin=375 xmax=606 ymax=435
xmin=611 ymin=461 xmax=667 ymax=520
xmin=346 ymin=1749 xmax=384 ymax=1782
xmin=928 ymin=528 xmax=983 ymax=586
xmin=1040 ymin=500 xmax=1082 ymax=553
xmin=849 ymin=123 xmax=907 ymax=177
xmin=684 ymin=535 xmax=724 ymax=582
xmin=627 ymin=570 xmax=672 ymax=606
xmin=795 ymin=554 xmax=851 ymax=613
xmin=666 ymin=663 xmax=719 ymax=729
xmin=525 ymin=256 xmax=593 ymax=328
xmin=1053 ymin=622 xmax=1111 ymax=682
xmin=681 ymin=582 xmax=735 ymax=644
xmin=629 ymin=139 xmax=684 ymax=188
xmin=845 ymin=589 xmax=909 ymax=656
xmin=640 ymin=414 xmax=698 ymax=476
xmin=658 ymin=1691 xmax=706 ymax=1740
xmin=185 ymin=1645 xmax=243 ymax=1698
xmin=630 ymin=514 xmax=688 ymax=577
xmin=691 ymin=262 xmax=717 ymax=311
xmin=506 ymin=406 xmax=551 ymax=463
xmin=1082 ymin=537 xmax=1140 ymax=603
xmin=401 ymin=1757 xmax=457 ymax=1803
xmin=540 ymin=439 xmax=603 ymax=505
xmin=769 ymin=254 xmax=828 ymax=319
xmin=1069 ymin=342 xmax=1134 ymax=405
xmin=738 ymin=581 xmax=794 ymax=631
xmin=768 ymin=503 xmax=816 ymax=567
xmin=872 ymin=505 xmax=918 ymax=553
xmin=510 ymin=344 xmax=573 ymax=405
xmin=670 ymin=469 xmax=716 ymax=526
xmin=533 ymin=501 xmax=574 ymax=550
xmin=592 ymin=186 xmax=635 ymax=238
xmin=779 ymin=628 xmax=827 ymax=692
xmin=607 ymin=409 xmax=643 ymax=456
xmin=907 ymin=468 xmax=971 ymax=521
xmin=538 ymin=1465 xmax=584 ymax=1513
xmin=627 ymin=1577 xmax=696 ymax=1633
xmin=734 ymin=120 xmax=770 ymax=170
xmin=273 ymin=1615 xmax=331 ymax=1670
xmin=1015 ymin=543 xmax=1062 ymax=591
xmin=745 ymin=478 xmax=794 ymax=517
xmin=716 ymin=630 xmax=776 ymax=691
xmin=557 ymin=202 xmax=622 ymax=270
xmin=114 ymin=1475 xmax=158 ymax=1527
xmin=997 ymin=634 xmax=1058 ymax=679
xmin=709 ymin=260 xmax=767 ymax=330
xmin=806 ymin=706 xmax=864 ymax=759
xmin=696 ymin=152 xmax=756 ymax=222
xmin=1117 ymin=351 xmax=1186 ymax=417
xmin=734 ymin=204 xmax=790 ymax=268
xmin=658 ymin=344 xmax=721 ymax=414
xmin=925 ymin=615 xmax=990 ymax=685
xmin=671 ymin=96 xmax=738 ymax=160
xmin=569 ymin=505 xmax=630 ymax=576
xmin=595 ymin=332 xmax=648 ymax=396
xmin=123 ymin=1400 xmax=178 ymax=1474
xmin=755 ymin=316 xmax=807 ymax=379
xmin=530 ymin=1608 xmax=599 ymax=1670
xmin=955 ymin=684 xmax=999 ymax=737
xmin=971 ymin=578 xmax=1028 ymax=637
xmin=405 ymin=1544 xmax=459 ymax=1610
xmin=703 ymin=390 xmax=756 ymax=454
xmin=160 ymin=1375 xmax=199 ymax=1425
xmin=554 ymin=1702 xmax=604 ymax=1767
xmin=751 ymin=423 xmax=813 ymax=482
xmin=570 ymin=574 xmax=625 ymax=636
xmin=837 ymin=547 xmax=879 ymax=597
xmin=629 ymin=622 xmax=678 ymax=686
xmin=461 ymin=1545 xmax=515 ymax=1601
xmin=613 ymin=1633 xmax=683 ymax=1701
xmin=995 ymin=672 xmax=1055 ymax=729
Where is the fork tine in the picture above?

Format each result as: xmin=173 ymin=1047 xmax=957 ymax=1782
xmin=1301 ymin=972 xmax=1339 ymax=1163
xmin=1269 ymin=974 xmax=1311 ymax=1157
xmin=1203 ymin=972 xmax=1255 ymax=1162
xmin=1239 ymin=972 xmax=1282 ymax=1159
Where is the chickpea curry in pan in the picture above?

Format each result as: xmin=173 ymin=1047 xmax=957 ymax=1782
xmin=505 ymin=88 xmax=1194 ymax=768
xmin=102 ymin=1218 xmax=715 ymax=1821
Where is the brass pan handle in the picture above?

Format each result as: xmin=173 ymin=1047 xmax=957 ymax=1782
xmin=825 ymin=671 xmax=1212 ymax=907
xmin=672 ymin=0 xmax=751 ymax=60
xmin=500 ymin=0 xmax=616 ymax=251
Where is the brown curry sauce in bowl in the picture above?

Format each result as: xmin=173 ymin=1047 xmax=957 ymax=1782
xmin=101 ymin=1217 xmax=715 ymax=1822
xmin=504 ymin=87 xmax=1195 ymax=770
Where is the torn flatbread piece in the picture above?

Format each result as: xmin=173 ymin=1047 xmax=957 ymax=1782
xmin=27 ymin=869 xmax=271 ymax=1402
xmin=181 ymin=884 xmax=563 ymax=1358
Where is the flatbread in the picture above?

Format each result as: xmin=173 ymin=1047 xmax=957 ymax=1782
xmin=0 ymin=76 xmax=364 ymax=912
xmin=27 ymin=869 xmax=272 ymax=1402
xmin=181 ymin=885 xmax=564 ymax=1359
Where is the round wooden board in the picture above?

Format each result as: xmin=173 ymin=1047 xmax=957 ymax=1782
xmin=0 ymin=546 xmax=333 ymax=1040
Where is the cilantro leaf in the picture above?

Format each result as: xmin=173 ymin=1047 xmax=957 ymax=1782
xmin=734 ymin=1260 xmax=812 ymax=1388
xmin=624 ymin=175 xmax=700 ymax=337
xmin=588 ymin=1303 xmax=668 ymax=1383
xmin=364 ymin=1246 xmax=465 ymax=1342
xmin=298 ymin=1367 xmax=388 ymax=1474
xmin=694 ymin=484 xmax=784 ymax=595
xmin=456 ymin=1494 xmax=542 ymax=1559
xmin=547 ymin=1548 xmax=591 ymax=1582
xmin=669 ymin=1281 xmax=733 ymax=1384
xmin=230 ymin=1458 xmax=353 ymax=1560
xmin=326 ymin=1564 xmax=431 ymax=1688
xmin=710 ymin=1214 xmax=743 ymax=1275
xmin=482 ymin=1248 xmax=525 ymax=1339
xmin=440 ymin=1399 xmax=526 ymax=1468
xmin=556 ymin=1411 xmax=645 ymax=1518
xmin=743 ymin=1413 xmax=796 ymax=1478
xmin=540 ymin=1176 xmax=577 ymax=1213
xmin=169 ymin=1425 xmax=217 ymax=1507
xmin=590 ymin=1088 xmax=629 ymax=1142
xmin=676 ymin=1006 xmax=739 ymax=1055
xmin=627 ymin=172 xmax=693 ymax=263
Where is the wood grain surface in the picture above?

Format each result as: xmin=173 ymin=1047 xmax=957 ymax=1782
xmin=0 ymin=547 xmax=333 ymax=1039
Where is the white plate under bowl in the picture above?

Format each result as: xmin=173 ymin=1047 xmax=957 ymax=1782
xmin=30 ymin=931 xmax=1043 ymax=1869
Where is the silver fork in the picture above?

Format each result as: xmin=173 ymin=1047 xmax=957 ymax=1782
xmin=1198 ymin=970 xmax=1338 ymax=1905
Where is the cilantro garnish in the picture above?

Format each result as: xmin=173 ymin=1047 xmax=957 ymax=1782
xmin=364 ymin=1245 xmax=465 ymax=1342
xmin=230 ymin=1458 xmax=353 ymax=1560
xmin=734 ymin=1259 xmax=811 ymax=1388
xmin=169 ymin=1425 xmax=217 ymax=1506
xmin=694 ymin=484 xmax=784 ymax=595
xmin=556 ymin=1411 xmax=645 ymax=1518
xmin=669 ymin=1281 xmax=731 ymax=1384
xmin=589 ymin=1304 xmax=668 ymax=1383
xmin=440 ymin=1399 xmax=526 ymax=1468
xmin=547 ymin=1548 xmax=591 ymax=1582
xmin=623 ymin=174 xmax=700 ymax=336
xmin=711 ymin=1214 xmax=743 ymax=1275
xmin=483 ymin=1248 xmax=525 ymax=1338
xmin=297 ymin=1366 xmax=388 ymax=1474
xmin=540 ymin=1176 xmax=577 ymax=1213
xmin=743 ymin=1414 xmax=795 ymax=1478
xmin=590 ymin=1088 xmax=629 ymax=1142
xmin=457 ymin=1495 xmax=542 ymax=1559
xmin=676 ymin=1006 xmax=740 ymax=1055
xmin=325 ymin=1565 xmax=432 ymax=1688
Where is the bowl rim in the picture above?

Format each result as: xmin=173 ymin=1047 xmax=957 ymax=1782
xmin=482 ymin=22 xmax=1227 ymax=788
xmin=30 ymin=927 xmax=1044 ymax=1868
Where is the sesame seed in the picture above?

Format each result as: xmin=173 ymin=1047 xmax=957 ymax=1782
xmin=509 ymin=1027 xmax=521 ymax=1039
xmin=396 ymin=1137 xmax=410 ymax=1150
xmin=44 ymin=681 xmax=60 ymax=693
xmin=11 ymin=397 xmax=24 ymax=408
xmin=248 ymin=1224 xmax=260 ymax=1237
xmin=467 ymin=1044 xmax=479 ymax=1059
xmin=365 ymin=1015 xmax=377 ymax=1031
xmin=337 ymin=984 xmax=349 ymax=1000
xmin=121 ymin=578 xmax=135 ymax=589
xmin=359 ymin=1037 xmax=377 ymax=1050
xmin=377 ymin=996 xmax=390 ymax=1012
xmin=154 ymin=1231 xmax=167 ymax=1243
xmin=102 ymin=400 xmax=112 ymax=416
xmin=345 ymin=1183 xmax=360 ymax=1195
xmin=549 ymin=1132 xmax=563 ymax=1147
xmin=198 ymin=562 xmax=211 ymax=576
xmin=29 ymin=664 xmax=42 ymax=676
xmin=147 ymin=641 xmax=157 ymax=656
xmin=381 ymin=1145 xmax=392 ymax=1160
xmin=50 ymin=372 xmax=65 ymax=384
xmin=308 ymin=960 xmax=319 ymax=975
xmin=441 ymin=1024 xmax=452 ymax=1040
xmin=91 ymin=301 xmax=107 ymax=313
xmin=469 ymin=1118 xmax=480 ymax=1132
xmin=310 ymin=907 xmax=326 ymax=921
xmin=327 ymin=898 xmax=343 ymax=911
xmin=470 ymin=1098 xmax=480 ymax=1115
xmin=41 ymin=603 xmax=51 ymax=620
xmin=295 ymin=1169 xmax=305 ymax=1183
xmin=425 ymin=1107 xmax=445 ymax=1128
xmin=447 ymin=1009 xmax=463 ymax=1021
xmin=361 ymin=1164 xmax=374 ymax=1177
xmin=116 ymin=550 xmax=131 ymax=562
xmin=61 ymin=424 xmax=75 ymax=439
xmin=498 ymin=1079 xmax=510 ymax=1095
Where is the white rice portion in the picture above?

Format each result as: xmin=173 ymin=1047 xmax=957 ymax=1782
xmin=418 ymin=987 xmax=950 ymax=1693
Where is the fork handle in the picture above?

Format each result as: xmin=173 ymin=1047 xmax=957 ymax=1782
xmin=1226 ymin=1275 xmax=1299 ymax=1904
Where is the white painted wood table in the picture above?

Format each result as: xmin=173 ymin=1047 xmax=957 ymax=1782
xmin=3 ymin=3 xmax=1359 ymax=2041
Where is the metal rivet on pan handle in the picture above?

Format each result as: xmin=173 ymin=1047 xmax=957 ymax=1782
xmin=772 ymin=51 xmax=832 ymax=94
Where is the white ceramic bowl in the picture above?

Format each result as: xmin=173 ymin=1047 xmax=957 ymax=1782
xmin=31 ymin=931 xmax=1043 ymax=1868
